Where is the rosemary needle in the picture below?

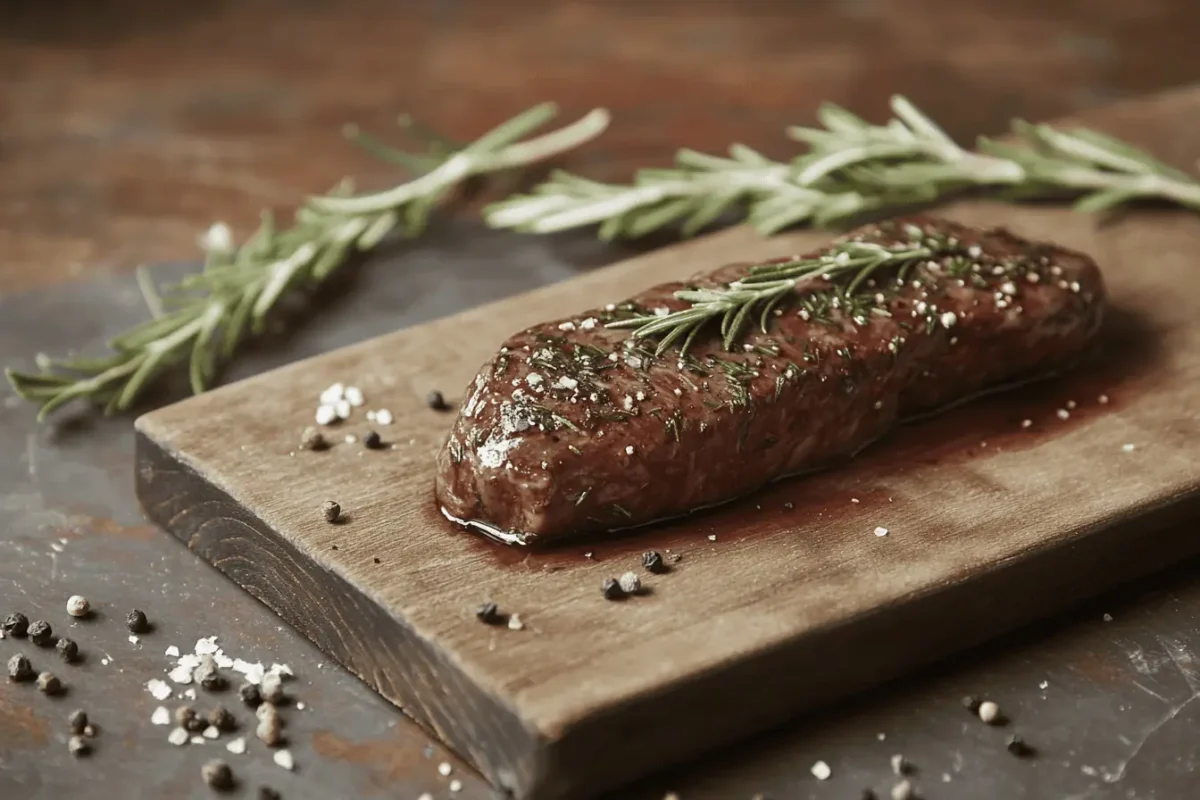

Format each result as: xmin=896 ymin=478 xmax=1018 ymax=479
xmin=6 ymin=105 xmax=610 ymax=419
xmin=485 ymin=94 xmax=1200 ymax=239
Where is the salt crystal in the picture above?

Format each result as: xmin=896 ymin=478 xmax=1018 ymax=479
xmin=167 ymin=727 xmax=189 ymax=746
xmin=203 ymin=726 xmax=220 ymax=740
xmin=557 ymin=321 xmax=576 ymax=331
xmin=226 ymin=737 xmax=246 ymax=755
xmin=450 ymin=779 xmax=463 ymax=793
xmin=151 ymin=706 xmax=171 ymax=725
xmin=315 ymin=405 xmax=337 ymax=426
xmin=190 ymin=736 xmax=206 ymax=745
xmin=811 ymin=760 xmax=832 ymax=780
xmin=875 ymin=527 xmax=889 ymax=537
xmin=1122 ymin=443 xmax=1136 ymax=452
xmin=707 ymin=534 xmax=717 ymax=542
xmin=274 ymin=749 xmax=295 ymax=770
xmin=184 ymin=688 xmax=196 ymax=700
xmin=366 ymin=410 xmax=377 ymax=421
xmin=1056 ymin=409 xmax=1070 ymax=420
xmin=625 ymin=445 xmax=635 ymax=455
xmin=147 ymin=679 xmax=173 ymax=700
xmin=335 ymin=399 xmax=352 ymax=419
xmin=375 ymin=409 xmax=393 ymax=425
xmin=165 ymin=645 xmax=180 ymax=658
xmin=296 ymin=702 xmax=306 ymax=711
xmin=1021 ymin=419 xmax=1033 ymax=429
xmin=508 ymin=614 xmax=525 ymax=631
xmin=320 ymin=383 xmax=345 ymax=405
xmin=344 ymin=386 xmax=364 ymax=407
xmin=1040 ymin=680 xmax=1049 ymax=689
xmin=940 ymin=311 xmax=957 ymax=329
xmin=580 ymin=318 xmax=598 ymax=330
xmin=438 ymin=762 xmax=453 ymax=777
xmin=129 ymin=635 xmax=140 ymax=645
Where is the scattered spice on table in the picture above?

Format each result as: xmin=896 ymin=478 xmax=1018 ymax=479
xmin=618 ymin=572 xmax=642 ymax=595
xmin=66 ymin=595 xmax=90 ymax=618
xmin=260 ymin=673 xmax=285 ymax=704
xmin=68 ymin=709 xmax=88 ymax=734
xmin=3 ymin=612 xmax=29 ymax=637
xmin=56 ymin=637 xmax=79 ymax=663
xmin=239 ymin=682 xmax=263 ymax=707
xmin=475 ymin=602 xmax=502 ymax=625
xmin=37 ymin=672 xmax=63 ymax=695
xmin=977 ymin=700 xmax=1002 ymax=724
xmin=363 ymin=430 xmax=384 ymax=449
xmin=209 ymin=706 xmax=237 ymax=732
xmin=1006 ymin=735 xmax=1033 ymax=757
xmin=67 ymin=734 xmax=90 ymax=756
xmin=321 ymin=500 xmax=341 ymax=523
xmin=126 ymin=609 xmax=150 ymax=634
xmin=601 ymin=578 xmax=624 ymax=600
xmin=426 ymin=390 xmax=450 ymax=411
xmin=202 ymin=759 xmax=235 ymax=791
xmin=641 ymin=550 xmax=665 ymax=573
xmin=28 ymin=620 xmax=52 ymax=646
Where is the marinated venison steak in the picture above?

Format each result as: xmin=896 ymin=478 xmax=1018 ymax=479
xmin=436 ymin=216 xmax=1105 ymax=544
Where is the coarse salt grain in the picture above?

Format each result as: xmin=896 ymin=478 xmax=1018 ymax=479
xmin=1000 ymin=281 xmax=1017 ymax=296
xmin=851 ymin=498 xmax=860 ymax=504
xmin=580 ymin=318 xmax=597 ymax=330
xmin=811 ymin=760 xmax=832 ymax=780
xmin=553 ymin=376 xmax=578 ymax=390
xmin=1056 ymin=409 xmax=1070 ymax=420
xmin=344 ymin=434 xmax=357 ymax=445
xmin=1123 ymin=443 xmax=1136 ymax=452
xmin=375 ymin=409 xmax=393 ymax=425
xmin=653 ymin=307 xmax=670 ymax=317
xmin=319 ymin=383 xmax=344 ymax=405
xmin=1021 ymin=419 xmax=1033 ymax=428
xmin=1098 ymin=394 xmax=1109 ymax=404
xmin=940 ymin=311 xmax=957 ymax=328
xmin=438 ymin=762 xmax=453 ymax=777
xmin=557 ymin=321 xmax=576 ymax=331
xmin=151 ymin=706 xmax=171 ymax=725
xmin=625 ymin=445 xmax=635 ymax=455
xmin=226 ymin=737 xmax=246 ymax=755
xmin=344 ymin=386 xmax=364 ymax=407
xmin=508 ymin=614 xmax=525 ymax=631
xmin=635 ymin=391 xmax=645 ymax=401
xmin=315 ymin=405 xmax=337 ymax=426
xmin=147 ymin=679 xmax=173 ymax=700
xmin=875 ymin=527 xmax=889 ymax=537
xmin=190 ymin=736 xmax=205 ymax=745
xmin=673 ymin=388 xmax=682 ymax=396
xmin=335 ymin=399 xmax=352 ymax=419
xmin=203 ymin=726 xmax=220 ymax=740
xmin=274 ymin=749 xmax=295 ymax=770
xmin=449 ymin=780 xmax=463 ymax=793
xmin=129 ymin=635 xmax=140 ymax=645
xmin=168 ymin=727 xmax=189 ymax=746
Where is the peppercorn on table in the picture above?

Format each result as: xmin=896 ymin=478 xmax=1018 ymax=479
xmin=134 ymin=178 xmax=1200 ymax=798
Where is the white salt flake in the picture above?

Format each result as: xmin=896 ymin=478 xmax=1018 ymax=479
xmin=295 ymin=702 xmax=306 ymax=711
xmin=203 ymin=726 xmax=220 ymax=740
xmin=874 ymin=526 xmax=889 ymax=537
xmin=167 ymin=727 xmax=189 ymax=746
xmin=653 ymin=306 xmax=670 ymax=317
xmin=811 ymin=760 xmax=832 ymax=780
xmin=508 ymin=614 xmax=525 ymax=631
xmin=129 ymin=635 xmax=140 ymax=645
xmin=635 ymin=391 xmax=646 ymax=401
xmin=1098 ymin=394 xmax=1109 ymax=404
xmin=553 ymin=376 xmax=578 ymax=390
xmin=344 ymin=434 xmax=357 ymax=445
xmin=147 ymin=679 xmax=173 ymax=700
xmin=151 ymin=706 xmax=171 ymax=725
xmin=226 ymin=737 xmax=246 ymax=755
xmin=625 ymin=445 xmax=635 ymax=455
xmin=438 ymin=762 xmax=453 ymax=777
xmin=1122 ymin=443 xmax=1136 ymax=453
xmin=449 ymin=779 xmax=463 ymax=793
xmin=940 ymin=311 xmax=957 ymax=329
xmin=320 ymin=383 xmax=345 ymax=405
xmin=200 ymin=222 xmax=234 ymax=253
xmin=557 ymin=321 xmax=576 ymax=331
xmin=165 ymin=645 xmax=180 ymax=658
xmin=1000 ymin=281 xmax=1017 ymax=296
xmin=604 ymin=303 xmax=616 ymax=311
xmin=1021 ymin=419 xmax=1033 ymax=429
xmin=1056 ymin=409 xmax=1070 ymax=420
xmin=315 ymin=405 xmax=337 ymax=426
xmin=967 ymin=245 xmax=982 ymax=258
xmin=274 ymin=749 xmax=295 ymax=770
xmin=851 ymin=498 xmax=860 ymax=504
xmin=580 ymin=317 xmax=598 ymax=330
xmin=344 ymin=386 xmax=364 ymax=407
xmin=184 ymin=688 xmax=197 ymax=700
xmin=366 ymin=410 xmax=376 ymax=421
xmin=707 ymin=534 xmax=717 ymax=542
xmin=375 ymin=409 xmax=393 ymax=425
xmin=673 ymin=388 xmax=682 ymax=396
xmin=190 ymin=736 xmax=206 ymax=745
xmin=1040 ymin=680 xmax=1049 ymax=689
xmin=1103 ymin=613 xmax=1113 ymax=622
xmin=335 ymin=399 xmax=352 ymax=419
xmin=525 ymin=373 xmax=543 ymax=387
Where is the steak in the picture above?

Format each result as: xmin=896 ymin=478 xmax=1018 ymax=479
xmin=435 ymin=216 xmax=1105 ymax=545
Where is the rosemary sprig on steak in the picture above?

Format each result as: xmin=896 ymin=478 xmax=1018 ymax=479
xmin=609 ymin=223 xmax=965 ymax=354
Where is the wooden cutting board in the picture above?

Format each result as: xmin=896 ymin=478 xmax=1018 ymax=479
xmin=135 ymin=89 xmax=1200 ymax=800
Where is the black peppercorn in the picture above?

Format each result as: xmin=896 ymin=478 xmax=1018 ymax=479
xmin=126 ymin=608 xmax=150 ymax=633
xmin=258 ymin=788 xmax=282 ymax=800
xmin=961 ymin=695 xmax=982 ymax=713
xmin=363 ymin=430 xmax=384 ymax=449
xmin=56 ymin=637 xmax=79 ymax=663
xmin=208 ymin=706 xmax=236 ymax=732
xmin=322 ymin=500 xmax=341 ymax=523
xmin=68 ymin=709 xmax=89 ymax=734
xmin=602 ymin=578 xmax=624 ymax=600
xmin=426 ymin=390 xmax=449 ymax=411
xmin=176 ymin=705 xmax=206 ymax=732
xmin=238 ymin=682 xmax=263 ymax=708
xmin=475 ymin=602 xmax=502 ymax=625
xmin=7 ymin=654 xmax=33 ymax=681
xmin=861 ymin=791 xmax=878 ymax=800
xmin=641 ymin=550 xmax=665 ymax=573
xmin=201 ymin=758 xmax=235 ymax=791
xmin=373 ymin=557 xmax=381 ymax=564
xmin=36 ymin=672 xmax=63 ymax=695
xmin=28 ymin=620 xmax=52 ymax=646
xmin=3 ymin=612 xmax=29 ymax=637
xmin=67 ymin=734 xmax=90 ymax=757
xmin=1006 ymin=735 xmax=1033 ymax=757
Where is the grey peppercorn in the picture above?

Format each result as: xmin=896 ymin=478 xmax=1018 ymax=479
xmin=641 ymin=550 xmax=665 ymax=573
xmin=28 ymin=620 xmax=52 ymax=646
xmin=321 ymin=500 xmax=341 ymax=523
xmin=238 ymin=682 xmax=263 ymax=708
xmin=201 ymin=758 xmax=235 ymax=791
xmin=68 ymin=709 xmax=89 ymax=734
xmin=260 ymin=673 xmax=285 ymax=704
xmin=56 ymin=638 xmax=79 ymax=663
xmin=3 ymin=612 xmax=29 ymax=637
xmin=602 ymin=578 xmax=624 ymax=600
xmin=475 ymin=602 xmax=502 ymax=625
xmin=126 ymin=609 xmax=149 ymax=633
xmin=208 ymin=706 xmax=236 ymax=732
xmin=67 ymin=734 xmax=90 ymax=756
xmin=193 ymin=654 xmax=227 ymax=690
xmin=7 ymin=654 xmax=33 ymax=681
xmin=618 ymin=571 xmax=641 ymax=594
xmin=36 ymin=672 xmax=63 ymax=695
xmin=255 ymin=704 xmax=284 ymax=746
xmin=426 ymin=390 xmax=449 ymax=411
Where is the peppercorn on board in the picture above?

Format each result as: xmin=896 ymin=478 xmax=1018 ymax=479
xmin=136 ymin=99 xmax=1200 ymax=800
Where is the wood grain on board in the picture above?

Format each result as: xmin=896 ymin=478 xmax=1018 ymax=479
xmin=135 ymin=93 xmax=1200 ymax=800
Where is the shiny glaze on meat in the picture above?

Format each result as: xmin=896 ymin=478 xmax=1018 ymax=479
xmin=435 ymin=216 xmax=1106 ymax=545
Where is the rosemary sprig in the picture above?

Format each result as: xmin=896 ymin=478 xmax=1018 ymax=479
xmin=6 ymin=104 xmax=610 ymax=419
xmin=610 ymin=235 xmax=954 ymax=354
xmin=484 ymin=95 xmax=1200 ymax=238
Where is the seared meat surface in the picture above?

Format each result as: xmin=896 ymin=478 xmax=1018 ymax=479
xmin=435 ymin=216 xmax=1105 ymax=545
